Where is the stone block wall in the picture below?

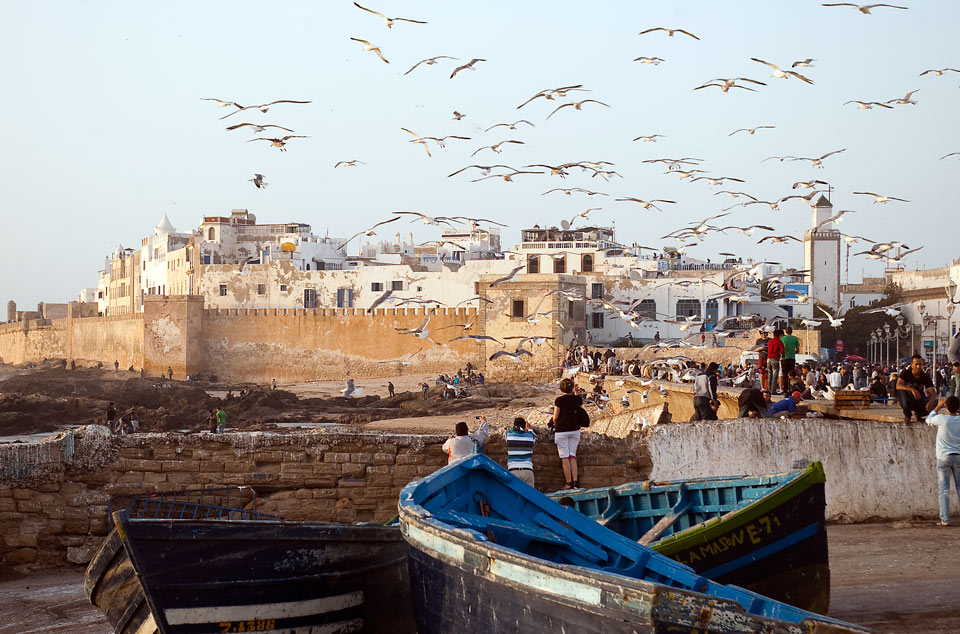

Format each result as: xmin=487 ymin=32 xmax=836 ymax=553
xmin=0 ymin=425 xmax=649 ymax=570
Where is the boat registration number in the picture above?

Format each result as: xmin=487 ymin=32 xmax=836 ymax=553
xmin=219 ymin=620 xmax=276 ymax=633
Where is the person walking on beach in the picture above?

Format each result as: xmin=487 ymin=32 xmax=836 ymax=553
xmin=387 ymin=381 xmax=395 ymax=398
xmin=114 ymin=360 xmax=119 ymax=374
xmin=442 ymin=416 xmax=489 ymax=464
xmin=926 ymin=396 xmax=960 ymax=526
xmin=506 ymin=417 xmax=537 ymax=488
xmin=551 ymin=377 xmax=588 ymax=489
xmin=167 ymin=367 xmax=173 ymax=380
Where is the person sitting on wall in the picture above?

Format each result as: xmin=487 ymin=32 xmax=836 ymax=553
xmin=442 ymin=416 xmax=489 ymax=464
xmin=737 ymin=388 xmax=769 ymax=418
xmin=897 ymin=354 xmax=938 ymax=424
xmin=767 ymin=391 xmax=805 ymax=418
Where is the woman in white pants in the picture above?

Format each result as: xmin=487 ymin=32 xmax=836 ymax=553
xmin=551 ymin=377 xmax=585 ymax=489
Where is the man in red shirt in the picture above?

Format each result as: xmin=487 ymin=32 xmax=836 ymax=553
xmin=767 ymin=329 xmax=785 ymax=395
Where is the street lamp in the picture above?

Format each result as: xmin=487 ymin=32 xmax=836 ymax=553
xmin=869 ymin=332 xmax=877 ymax=364
xmin=883 ymin=323 xmax=891 ymax=367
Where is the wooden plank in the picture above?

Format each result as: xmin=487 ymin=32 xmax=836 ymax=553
xmin=638 ymin=487 xmax=691 ymax=546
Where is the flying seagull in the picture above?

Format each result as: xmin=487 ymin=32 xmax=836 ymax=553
xmin=844 ymin=100 xmax=893 ymax=109
xmin=248 ymin=173 xmax=268 ymax=189
xmin=821 ymin=3 xmax=908 ymax=14
xmin=813 ymin=209 xmax=855 ymax=231
xmin=750 ymin=58 xmax=814 ymax=83
xmin=226 ymin=122 xmax=295 ymax=134
xmin=816 ymin=305 xmax=845 ymax=328
xmin=395 ymin=315 xmax=432 ymax=339
xmin=392 ymin=211 xmax=453 ymax=226
xmin=853 ymin=191 xmax=910 ymax=203
xmin=202 ymin=98 xmax=311 ymax=120
xmin=792 ymin=59 xmax=816 ymax=68
xmin=366 ymin=289 xmax=394 ymax=313
xmin=886 ymin=89 xmax=919 ymax=105
xmin=546 ymin=99 xmax=610 ymax=120
xmin=634 ymin=57 xmax=665 ymax=65
xmin=246 ymin=135 xmax=309 ymax=151
xmin=633 ymin=134 xmax=666 ymax=142
xmin=638 ymin=27 xmax=699 ymax=40
xmin=470 ymin=139 xmax=525 ymax=157
xmin=350 ymin=38 xmax=389 ymax=63
xmin=729 ymin=126 xmax=775 ymax=136
xmin=794 ymin=148 xmax=846 ymax=168
xmin=338 ymin=217 xmax=402 ymax=249
xmin=401 ymin=127 xmax=432 ymax=157
xmin=452 ymin=111 xmax=466 ymax=120
xmin=404 ymin=56 xmax=458 ymax=75
xmin=516 ymin=84 xmax=587 ymax=109
xmin=489 ymin=266 xmax=524 ymax=287
xmin=920 ymin=68 xmax=960 ymax=76
xmin=489 ymin=348 xmax=534 ymax=363
xmin=615 ymin=198 xmax=676 ymax=211
xmin=484 ymin=120 xmax=535 ymax=132
xmin=334 ymin=160 xmax=366 ymax=168
xmin=353 ymin=2 xmax=426 ymax=27
xmin=450 ymin=58 xmax=486 ymax=79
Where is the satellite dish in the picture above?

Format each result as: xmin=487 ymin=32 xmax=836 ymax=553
xmin=561 ymin=220 xmax=570 ymax=230
xmin=719 ymin=252 xmax=736 ymax=256
xmin=281 ymin=242 xmax=297 ymax=252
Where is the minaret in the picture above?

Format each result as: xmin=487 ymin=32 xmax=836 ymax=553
xmin=803 ymin=195 xmax=841 ymax=309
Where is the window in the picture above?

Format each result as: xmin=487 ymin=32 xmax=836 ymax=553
xmin=581 ymin=254 xmax=593 ymax=272
xmin=527 ymin=255 xmax=540 ymax=274
xmin=371 ymin=282 xmax=384 ymax=292
xmin=280 ymin=284 xmax=287 ymax=292
xmin=675 ymin=299 xmax=702 ymax=318
xmin=391 ymin=280 xmax=404 ymax=291
xmin=591 ymin=283 xmax=604 ymax=299
xmin=208 ymin=227 xmax=215 ymax=240
xmin=591 ymin=312 xmax=604 ymax=329
xmin=553 ymin=256 xmax=566 ymax=274
xmin=203 ymin=255 xmax=211 ymax=264
xmin=219 ymin=284 xmax=227 ymax=297
xmin=304 ymin=288 xmax=317 ymax=308
xmin=637 ymin=299 xmax=656 ymax=320
xmin=336 ymin=288 xmax=354 ymax=308
xmin=512 ymin=299 xmax=525 ymax=318
xmin=257 ymin=284 xmax=266 ymax=295
xmin=567 ymin=300 xmax=577 ymax=319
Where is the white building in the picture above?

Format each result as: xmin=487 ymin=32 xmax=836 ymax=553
xmin=803 ymin=195 xmax=841 ymax=310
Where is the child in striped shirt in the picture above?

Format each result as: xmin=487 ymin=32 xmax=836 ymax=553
xmin=505 ymin=417 xmax=537 ymax=488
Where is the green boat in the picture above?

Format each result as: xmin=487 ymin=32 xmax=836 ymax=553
xmin=550 ymin=462 xmax=829 ymax=613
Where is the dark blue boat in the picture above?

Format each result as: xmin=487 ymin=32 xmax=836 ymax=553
xmin=85 ymin=487 xmax=415 ymax=634
xmin=549 ymin=463 xmax=829 ymax=612
xmin=398 ymin=454 xmax=869 ymax=634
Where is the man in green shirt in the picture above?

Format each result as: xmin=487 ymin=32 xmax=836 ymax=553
xmin=216 ymin=406 xmax=226 ymax=434
xmin=780 ymin=327 xmax=801 ymax=382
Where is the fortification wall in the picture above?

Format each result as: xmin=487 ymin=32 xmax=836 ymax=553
xmin=199 ymin=306 xmax=484 ymax=382
xmin=0 ymin=321 xmax=65 ymax=365
xmin=68 ymin=315 xmax=143 ymax=370
xmin=0 ymin=425 xmax=648 ymax=569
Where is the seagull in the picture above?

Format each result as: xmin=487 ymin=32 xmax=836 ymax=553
xmin=793 ymin=179 xmax=829 ymax=189
xmin=886 ymin=89 xmax=919 ymax=105
xmin=638 ymin=27 xmax=700 ymax=40
xmin=349 ymin=38 xmax=390 ymax=63
xmin=750 ymin=58 xmax=814 ymax=83
xmin=489 ymin=266 xmax=525 ymax=287
xmin=794 ymin=148 xmax=846 ymax=168
xmin=489 ymin=348 xmax=533 ymax=363
xmin=450 ymin=334 xmax=503 ymax=345
xmin=525 ymin=164 xmax=572 ymax=178
xmin=729 ymin=126 xmax=775 ymax=136
xmin=226 ymin=122 xmax=295 ymax=134
xmin=542 ymin=187 xmax=608 ymax=197
xmin=864 ymin=304 xmax=906 ymax=318
xmin=634 ymin=56 xmax=665 ymax=65
xmin=546 ymin=99 xmax=610 ymax=120
xmin=421 ymin=135 xmax=471 ymax=149
xmin=353 ymin=2 xmax=426 ymax=27
xmin=801 ymin=319 xmax=824 ymax=328
xmin=515 ymin=85 xmax=588 ymax=109
xmin=757 ymin=235 xmax=802 ymax=244
xmin=714 ymin=190 xmax=758 ymax=201
xmin=392 ymin=211 xmax=453 ymax=226
xmin=792 ymin=59 xmax=816 ymax=68
xmin=484 ymin=120 xmax=535 ymax=132
xmin=885 ymin=247 xmax=924 ymax=264
xmin=450 ymin=58 xmax=486 ymax=79
xmin=697 ymin=77 xmax=767 ymax=91
xmin=813 ymin=209 xmax=855 ymax=231
xmin=247 ymin=135 xmax=309 ymax=151
xmin=763 ymin=155 xmax=798 ymax=163
xmin=665 ymin=168 xmax=706 ymax=180
xmin=920 ymin=68 xmax=960 ymax=76
xmin=366 ymin=289 xmax=394 ymax=313
xmin=202 ymin=98 xmax=312 ymax=120
xmin=334 ymin=160 xmax=366 ymax=168
xmin=693 ymin=81 xmax=758 ymax=93
xmin=452 ymin=111 xmax=466 ymax=120
xmin=633 ymin=134 xmax=666 ymax=142
xmin=717 ymin=224 xmax=775 ymax=236
xmin=690 ymin=175 xmax=745 ymax=186
xmin=841 ymin=233 xmax=875 ymax=244
xmin=404 ymin=56 xmax=458 ymax=75
xmin=395 ymin=315 xmax=432 ymax=338
xmin=562 ymin=208 xmax=601 ymax=228
xmin=447 ymin=164 xmax=516 ymax=177
xmin=616 ymin=198 xmax=676 ymax=211
xmin=401 ymin=127 xmax=432 ymax=157
xmin=337 ymin=217 xmax=402 ymax=249
xmin=248 ymin=173 xmax=268 ymax=189
xmin=821 ymin=3 xmax=908 ymax=14
xmin=941 ymin=152 xmax=960 ymax=160
xmin=844 ymin=100 xmax=893 ymax=109
xmin=853 ymin=191 xmax=910 ymax=203
xmin=817 ymin=305 xmax=845 ymax=328
xmin=341 ymin=378 xmax=363 ymax=398
xmin=470 ymin=139 xmax=525 ymax=157
xmin=471 ymin=170 xmax=542 ymax=183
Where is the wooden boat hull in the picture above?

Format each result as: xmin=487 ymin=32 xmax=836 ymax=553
xmin=399 ymin=455 xmax=869 ymax=634
xmin=554 ymin=464 xmax=829 ymax=612
xmin=85 ymin=513 xmax=415 ymax=634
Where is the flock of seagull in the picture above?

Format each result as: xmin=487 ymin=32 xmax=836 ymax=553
xmin=193 ymin=2 xmax=957 ymax=365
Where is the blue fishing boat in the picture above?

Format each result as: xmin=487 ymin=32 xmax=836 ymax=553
xmin=399 ymin=454 xmax=869 ymax=634
xmin=549 ymin=463 xmax=829 ymax=612
xmin=85 ymin=487 xmax=415 ymax=634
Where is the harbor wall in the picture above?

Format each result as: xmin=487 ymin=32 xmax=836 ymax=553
xmin=646 ymin=418 xmax=938 ymax=522
xmin=0 ymin=425 xmax=649 ymax=570
xmin=0 ymin=313 xmax=142 ymax=370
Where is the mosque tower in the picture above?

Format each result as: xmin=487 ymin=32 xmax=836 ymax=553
xmin=803 ymin=194 xmax=841 ymax=309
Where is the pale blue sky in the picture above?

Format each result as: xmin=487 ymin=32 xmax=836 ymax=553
xmin=2 ymin=1 xmax=956 ymax=308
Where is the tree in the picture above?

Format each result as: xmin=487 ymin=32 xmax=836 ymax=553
xmin=816 ymin=286 xmax=902 ymax=356
xmin=760 ymin=280 xmax=785 ymax=302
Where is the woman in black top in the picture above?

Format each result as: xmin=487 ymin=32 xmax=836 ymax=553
xmin=552 ymin=377 xmax=585 ymax=489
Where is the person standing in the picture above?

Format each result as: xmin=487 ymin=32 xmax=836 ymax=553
xmin=551 ymin=378 xmax=586 ymax=490
xmin=505 ymin=417 xmax=537 ymax=487
xmin=766 ymin=329 xmax=785 ymax=394
xmin=215 ymin=406 xmax=226 ymax=433
xmin=272 ymin=378 xmax=277 ymax=390
xmin=754 ymin=330 xmax=770 ymax=390
xmin=950 ymin=362 xmax=960 ymax=398
xmin=780 ymin=327 xmax=800 ymax=383
xmin=442 ymin=416 xmax=489 ymax=464
xmin=691 ymin=362 xmax=719 ymax=421
xmin=828 ymin=366 xmax=843 ymax=390
xmin=114 ymin=360 xmax=119 ymax=374
xmin=207 ymin=409 xmax=218 ymax=433
xmin=167 ymin=367 xmax=174 ymax=380
xmin=926 ymin=396 xmax=960 ymax=526
xmin=897 ymin=354 xmax=937 ymax=424
xmin=387 ymin=381 xmax=395 ymax=398
xmin=106 ymin=402 xmax=117 ymax=425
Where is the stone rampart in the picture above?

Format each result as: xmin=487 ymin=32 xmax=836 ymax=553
xmin=0 ymin=425 xmax=648 ymax=569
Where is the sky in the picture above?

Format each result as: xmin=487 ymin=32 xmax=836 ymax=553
xmin=2 ymin=1 xmax=957 ymax=308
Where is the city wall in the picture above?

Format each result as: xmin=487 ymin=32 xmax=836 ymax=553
xmin=0 ymin=314 xmax=142 ymax=370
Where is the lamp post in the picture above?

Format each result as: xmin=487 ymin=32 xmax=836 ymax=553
xmin=916 ymin=300 xmax=926 ymax=362
xmin=875 ymin=327 xmax=883 ymax=368
xmin=893 ymin=314 xmax=907 ymax=368
xmin=883 ymin=323 xmax=892 ymax=368
xmin=869 ymin=332 xmax=877 ymax=364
